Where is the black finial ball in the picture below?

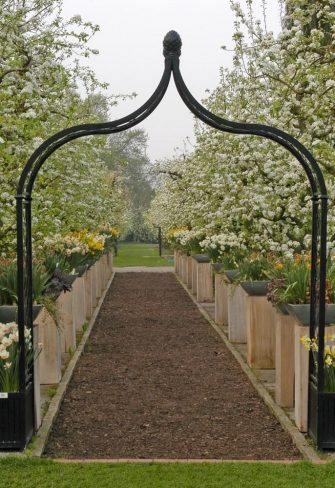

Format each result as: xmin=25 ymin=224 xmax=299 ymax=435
xmin=163 ymin=31 xmax=182 ymax=57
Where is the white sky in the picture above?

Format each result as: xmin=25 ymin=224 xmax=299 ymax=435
xmin=61 ymin=0 xmax=282 ymax=162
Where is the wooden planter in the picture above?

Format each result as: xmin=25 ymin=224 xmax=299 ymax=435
xmin=191 ymin=255 xmax=213 ymax=303
xmin=72 ymin=276 xmax=87 ymax=332
xmin=93 ymin=261 xmax=102 ymax=300
xmin=227 ymin=284 xmax=247 ymax=343
xmin=275 ymin=307 xmax=295 ymax=408
xmin=294 ymin=322 xmax=335 ymax=433
xmin=181 ymin=254 xmax=188 ymax=284
xmin=56 ymin=290 xmax=75 ymax=353
xmin=191 ymin=257 xmax=197 ymax=294
xmin=244 ymin=287 xmax=276 ymax=369
xmin=174 ymin=250 xmax=178 ymax=274
xmin=187 ymin=256 xmax=193 ymax=289
xmin=32 ymin=323 xmax=41 ymax=430
xmin=85 ymin=267 xmax=94 ymax=319
xmin=174 ymin=250 xmax=181 ymax=276
xmin=34 ymin=308 xmax=61 ymax=385
xmin=108 ymin=250 xmax=113 ymax=273
xmin=294 ymin=321 xmax=309 ymax=432
xmin=102 ymin=253 xmax=109 ymax=288
xmin=215 ymin=274 xmax=229 ymax=326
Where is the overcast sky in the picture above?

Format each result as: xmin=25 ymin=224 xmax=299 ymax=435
xmin=61 ymin=0 xmax=282 ymax=162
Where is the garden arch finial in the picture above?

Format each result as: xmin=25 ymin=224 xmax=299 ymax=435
xmin=163 ymin=30 xmax=182 ymax=57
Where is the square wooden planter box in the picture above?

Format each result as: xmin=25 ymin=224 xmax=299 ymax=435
xmin=107 ymin=250 xmax=113 ymax=274
xmin=294 ymin=321 xmax=335 ymax=433
xmin=191 ymin=257 xmax=197 ymax=294
xmin=101 ymin=253 xmax=109 ymax=288
xmin=227 ymin=284 xmax=247 ymax=343
xmin=0 ymin=382 xmax=34 ymax=451
xmin=246 ymin=296 xmax=276 ymax=369
xmin=72 ymin=276 xmax=87 ymax=333
xmin=274 ymin=307 xmax=295 ymax=408
xmin=35 ymin=307 xmax=61 ymax=385
xmin=191 ymin=255 xmax=213 ymax=303
xmin=174 ymin=250 xmax=180 ymax=276
xmin=214 ymin=273 xmax=229 ymax=326
xmin=87 ymin=265 xmax=97 ymax=316
xmin=92 ymin=261 xmax=103 ymax=301
xmin=241 ymin=282 xmax=275 ymax=369
xmin=56 ymin=290 xmax=75 ymax=353
xmin=186 ymin=256 xmax=192 ymax=288
xmin=181 ymin=254 xmax=188 ymax=284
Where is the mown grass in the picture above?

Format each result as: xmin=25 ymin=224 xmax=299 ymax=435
xmin=113 ymin=242 xmax=173 ymax=267
xmin=0 ymin=458 xmax=335 ymax=488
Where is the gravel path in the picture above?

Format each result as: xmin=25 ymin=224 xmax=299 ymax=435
xmin=44 ymin=272 xmax=301 ymax=460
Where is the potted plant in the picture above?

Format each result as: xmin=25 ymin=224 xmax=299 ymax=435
xmin=233 ymin=255 xmax=275 ymax=368
xmin=267 ymin=255 xmax=335 ymax=433
xmin=301 ymin=334 xmax=335 ymax=448
xmin=0 ymin=320 xmax=41 ymax=450
xmin=268 ymin=255 xmax=335 ymax=325
xmin=212 ymin=254 xmax=240 ymax=327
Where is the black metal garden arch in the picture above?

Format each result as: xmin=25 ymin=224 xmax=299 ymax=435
xmin=8 ymin=31 xmax=331 ymax=450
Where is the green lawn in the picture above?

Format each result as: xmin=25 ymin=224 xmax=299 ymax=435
xmin=1 ymin=458 xmax=335 ymax=488
xmin=113 ymin=242 xmax=173 ymax=267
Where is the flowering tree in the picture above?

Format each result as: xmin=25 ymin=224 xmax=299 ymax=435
xmin=0 ymin=1 xmax=127 ymax=256
xmin=150 ymin=0 xmax=335 ymax=259
xmin=105 ymin=129 xmax=156 ymax=241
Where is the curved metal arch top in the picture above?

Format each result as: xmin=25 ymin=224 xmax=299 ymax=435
xmin=16 ymin=30 xmax=329 ymax=449
xmin=18 ymin=29 xmax=327 ymax=198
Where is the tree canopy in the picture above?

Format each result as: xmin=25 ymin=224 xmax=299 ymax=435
xmin=0 ymin=0 xmax=127 ymax=257
xmin=149 ymin=0 xmax=335 ymax=259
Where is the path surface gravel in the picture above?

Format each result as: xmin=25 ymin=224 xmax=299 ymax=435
xmin=44 ymin=272 xmax=301 ymax=460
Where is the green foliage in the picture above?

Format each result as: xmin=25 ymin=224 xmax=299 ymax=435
xmin=82 ymin=322 xmax=89 ymax=333
xmin=267 ymin=257 xmax=311 ymax=305
xmin=42 ymin=254 xmax=71 ymax=275
xmin=236 ymin=256 xmax=272 ymax=282
xmin=47 ymin=387 xmax=57 ymax=399
xmin=0 ymin=1 xmax=127 ymax=256
xmin=0 ymin=261 xmax=18 ymax=305
xmin=150 ymin=1 xmax=335 ymax=259
xmin=113 ymin=243 xmax=172 ymax=268
xmin=106 ymin=129 xmax=156 ymax=242
xmin=0 ymin=261 xmax=51 ymax=305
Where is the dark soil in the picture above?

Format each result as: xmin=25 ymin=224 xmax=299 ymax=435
xmin=44 ymin=272 xmax=301 ymax=460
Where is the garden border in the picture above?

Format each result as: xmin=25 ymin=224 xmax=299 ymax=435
xmin=175 ymin=275 xmax=321 ymax=463
xmin=30 ymin=271 xmax=116 ymax=457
